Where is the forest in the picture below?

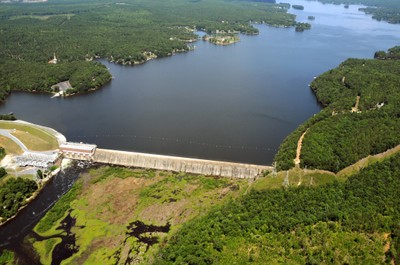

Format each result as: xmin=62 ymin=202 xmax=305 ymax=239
xmin=0 ymin=0 xmax=295 ymax=101
xmin=0 ymin=178 xmax=38 ymax=219
xmin=156 ymin=153 xmax=400 ymax=264
xmin=0 ymin=61 xmax=111 ymax=100
xmin=275 ymin=47 xmax=400 ymax=172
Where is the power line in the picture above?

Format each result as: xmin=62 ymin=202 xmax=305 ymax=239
xmin=69 ymin=134 xmax=277 ymax=152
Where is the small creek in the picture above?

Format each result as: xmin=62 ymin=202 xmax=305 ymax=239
xmin=113 ymin=220 xmax=171 ymax=264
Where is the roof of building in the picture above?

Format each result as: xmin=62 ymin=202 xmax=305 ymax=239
xmin=60 ymin=142 xmax=97 ymax=152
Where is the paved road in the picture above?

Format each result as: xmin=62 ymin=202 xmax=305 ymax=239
xmin=0 ymin=129 xmax=58 ymax=156
xmin=0 ymin=129 xmax=28 ymax=152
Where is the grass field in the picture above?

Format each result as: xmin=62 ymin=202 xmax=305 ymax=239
xmin=253 ymin=167 xmax=337 ymax=191
xmin=0 ymin=135 xmax=23 ymax=155
xmin=0 ymin=121 xmax=59 ymax=151
xmin=337 ymin=144 xmax=400 ymax=178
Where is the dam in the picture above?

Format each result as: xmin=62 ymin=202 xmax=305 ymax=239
xmin=60 ymin=142 xmax=271 ymax=178
xmin=92 ymin=149 xmax=271 ymax=179
xmin=1 ymin=119 xmax=271 ymax=179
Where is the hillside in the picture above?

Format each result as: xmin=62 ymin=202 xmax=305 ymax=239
xmin=156 ymin=153 xmax=400 ymax=264
xmin=274 ymin=46 xmax=400 ymax=172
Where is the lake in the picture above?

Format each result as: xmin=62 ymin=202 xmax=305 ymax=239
xmin=0 ymin=0 xmax=399 ymax=166
xmin=1 ymin=0 xmax=400 ymax=262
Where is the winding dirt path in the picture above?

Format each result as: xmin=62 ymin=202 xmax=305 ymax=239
xmin=351 ymin=95 xmax=360 ymax=112
xmin=294 ymin=129 xmax=308 ymax=167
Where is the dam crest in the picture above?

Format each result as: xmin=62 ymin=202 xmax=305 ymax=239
xmin=60 ymin=142 xmax=271 ymax=179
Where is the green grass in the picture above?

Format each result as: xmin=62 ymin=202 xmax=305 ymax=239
xmin=0 ymin=249 xmax=14 ymax=265
xmin=33 ymin=237 xmax=62 ymax=265
xmin=9 ymin=14 xmax=75 ymax=21
xmin=34 ymin=182 xmax=82 ymax=234
xmin=253 ymin=168 xmax=337 ymax=191
xmin=337 ymin=144 xmax=400 ymax=178
xmin=90 ymin=166 xmax=156 ymax=184
xmin=0 ymin=121 xmax=59 ymax=151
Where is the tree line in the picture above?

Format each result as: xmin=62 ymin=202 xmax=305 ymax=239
xmin=0 ymin=178 xmax=38 ymax=219
xmin=156 ymin=153 xmax=400 ymax=264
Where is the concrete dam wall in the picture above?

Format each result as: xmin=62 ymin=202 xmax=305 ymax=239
xmin=93 ymin=149 xmax=272 ymax=179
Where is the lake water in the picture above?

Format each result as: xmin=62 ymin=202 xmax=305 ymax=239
xmin=0 ymin=0 xmax=399 ymax=166
xmin=1 ymin=0 xmax=400 ymax=262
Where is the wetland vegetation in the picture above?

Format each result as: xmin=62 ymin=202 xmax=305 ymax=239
xmin=30 ymin=166 xmax=249 ymax=264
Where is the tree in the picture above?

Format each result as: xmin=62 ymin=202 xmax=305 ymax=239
xmin=37 ymin=169 xmax=43 ymax=179
xmin=0 ymin=167 xmax=6 ymax=178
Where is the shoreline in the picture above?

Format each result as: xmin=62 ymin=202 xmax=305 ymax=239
xmin=0 ymin=121 xmax=68 ymax=227
xmin=0 ymin=166 xmax=60 ymax=227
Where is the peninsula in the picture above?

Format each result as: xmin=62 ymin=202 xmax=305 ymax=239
xmin=0 ymin=0 xmax=295 ymax=102
xmin=203 ymin=34 xmax=240 ymax=45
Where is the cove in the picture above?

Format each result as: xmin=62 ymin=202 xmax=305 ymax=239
xmin=0 ymin=0 xmax=399 ymax=166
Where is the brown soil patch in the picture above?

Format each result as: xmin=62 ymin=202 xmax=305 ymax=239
xmin=383 ymin=233 xmax=391 ymax=253
xmin=183 ymin=184 xmax=199 ymax=193
xmin=351 ymin=95 xmax=361 ymax=113
xmin=294 ymin=129 xmax=308 ymax=166
xmin=81 ymin=177 xmax=153 ymax=225
xmin=74 ymin=235 xmax=125 ymax=264
xmin=139 ymin=199 xmax=192 ymax=225
xmin=0 ymin=135 xmax=23 ymax=155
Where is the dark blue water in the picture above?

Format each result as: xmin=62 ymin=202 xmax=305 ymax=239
xmin=0 ymin=0 xmax=399 ymax=165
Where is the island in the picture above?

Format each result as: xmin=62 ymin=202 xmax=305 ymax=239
xmin=295 ymin=22 xmax=312 ymax=32
xmin=292 ymin=4 xmax=305 ymax=10
xmin=203 ymin=34 xmax=240 ymax=45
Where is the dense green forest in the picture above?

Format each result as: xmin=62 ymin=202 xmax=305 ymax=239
xmin=0 ymin=61 xmax=111 ymax=100
xmin=375 ymin=46 xmax=400 ymax=59
xmin=0 ymin=0 xmax=295 ymax=101
xmin=156 ymin=153 xmax=400 ymax=264
xmin=275 ymin=47 xmax=400 ymax=172
xmin=316 ymin=0 xmax=400 ymax=24
xmin=0 ymin=178 xmax=38 ymax=219
xmin=0 ymin=114 xmax=16 ymax=120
